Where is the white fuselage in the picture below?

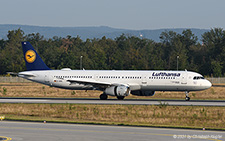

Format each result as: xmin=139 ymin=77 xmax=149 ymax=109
xmin=19 ymin=69 xmax=212 ymax=92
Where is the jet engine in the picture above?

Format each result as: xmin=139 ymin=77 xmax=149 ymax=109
xmin=104 ymin=85 xmax=130 ymax=97
xmin=131 ymin=90 xmax=155 ymax=96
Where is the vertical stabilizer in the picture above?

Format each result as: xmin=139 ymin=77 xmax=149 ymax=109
xmin=22 ymin=42 xmax=50 ymax=71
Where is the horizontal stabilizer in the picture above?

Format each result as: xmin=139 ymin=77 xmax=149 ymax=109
xmin=18 ymin=72 xmax=36 ymax=77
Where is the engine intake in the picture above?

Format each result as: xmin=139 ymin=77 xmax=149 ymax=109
xmin=104 ymin=85 xmax=130 ymax=97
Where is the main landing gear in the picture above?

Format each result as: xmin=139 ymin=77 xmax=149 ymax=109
xmin=117 ymin=96 xmax=125 ymax=100
xmin=185 ymin=91 xmax=190 ymax=101
xmin=100 ymin=93 xmax=108 ymax=100
xmin=99 ymin=94 xmax=125 ymax=100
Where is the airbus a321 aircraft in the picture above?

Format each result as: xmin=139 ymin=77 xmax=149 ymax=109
xmin=18 ymin=42 xmax=212 ymax=101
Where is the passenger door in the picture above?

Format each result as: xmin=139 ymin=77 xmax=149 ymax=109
xmin=181 ymin=72 xmax=187 ymax=84
xmin=44 ymin=72 xmax=52 ymax=85
xmin=142 ymin=75 xmax=147 ymax=86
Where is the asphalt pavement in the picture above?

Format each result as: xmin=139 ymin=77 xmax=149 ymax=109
xmin=0 ymin=98 xmax=225 ymax=106
xmin=0 ymin=121 xmax=224 ymax=141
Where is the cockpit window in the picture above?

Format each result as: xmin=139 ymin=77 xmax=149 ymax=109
xmin=193 ymin=76 xmax=205 ymax=80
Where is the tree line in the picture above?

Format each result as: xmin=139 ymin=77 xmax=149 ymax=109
xmin=0 ymin=28 xmax=225 ymax=77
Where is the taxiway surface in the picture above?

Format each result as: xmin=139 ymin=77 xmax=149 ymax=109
xmin=0 ymin=98 xmax=225 ymax=106
xmin=0 ymin=121 xmax=224 ymax=141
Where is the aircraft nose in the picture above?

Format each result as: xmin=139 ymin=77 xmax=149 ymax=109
xmin=206 ymin=80 xmax=212 ymax=88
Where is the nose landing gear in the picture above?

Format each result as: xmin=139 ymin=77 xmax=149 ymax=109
xmin=185 ymin=91 xmax=190 ymax=101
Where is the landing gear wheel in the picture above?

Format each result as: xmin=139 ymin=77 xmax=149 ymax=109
xmin=185 ymin=91 xmax=190 ymax=101
xmin=185 ymin=96 xmax=190 ymax=101
xmin=117 ymin=96 xmax=125 ymax=100
xmin=100 ymin=94 xmax=108 ymax=100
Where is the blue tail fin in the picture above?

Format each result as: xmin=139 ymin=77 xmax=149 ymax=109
xmin=22 ymin=42 xmax=50 ymax=71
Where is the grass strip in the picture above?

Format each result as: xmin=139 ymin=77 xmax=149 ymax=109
xmin=1 ymin=82 xmax=225 ymax=100
xmin=0 ymin=103 xmax=225 ymax=130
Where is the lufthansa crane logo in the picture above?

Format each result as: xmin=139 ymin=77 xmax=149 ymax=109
xmin=25 ymin=50 xmax=36 ymax=63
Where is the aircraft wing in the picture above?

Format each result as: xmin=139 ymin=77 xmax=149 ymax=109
xmin=66 ymin=79 xmax=127 ymax=90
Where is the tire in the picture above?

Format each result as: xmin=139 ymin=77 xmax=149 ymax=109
xmin=185 ymin=97 xmax=190 ymax=101
xmin=117 ymin=96 xmax=125 ymax=100
xmin=100 ymin=94 xmax=108 ymax=100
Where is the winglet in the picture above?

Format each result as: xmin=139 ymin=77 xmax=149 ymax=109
xmin=22 ymin=42 xmax=50 ymax=71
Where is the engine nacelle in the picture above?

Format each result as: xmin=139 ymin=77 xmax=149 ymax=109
xmin=104 ymin=85 xmax=130 ymax=97
xmin=131 ymin=90 xmax=155 ymax=96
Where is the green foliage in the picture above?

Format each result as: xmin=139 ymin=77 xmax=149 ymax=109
xmin=3 ymin=87 xmax=7 ymax=95
xmin=158 ymin=101 xmax=169 ymax=108
xmin=71 ymin=91 xmax=76 ymax=95
xmin=193 ymin=113 xmax=198 ymax=119
xmin=0 ymin=28 xmax=225 ymax=76
xmin=211 ymin=88 xmax=215 ymax=95
xmin=211 ymin=61 xmax=223 ymax=77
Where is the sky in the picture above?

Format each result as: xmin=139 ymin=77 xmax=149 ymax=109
xmin=0 ymin=0 xmax=225 ymax=30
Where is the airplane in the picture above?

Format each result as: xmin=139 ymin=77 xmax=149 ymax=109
xmin=18 ymin=42 xmax=212 ymax=101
